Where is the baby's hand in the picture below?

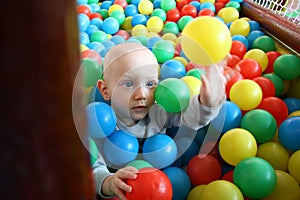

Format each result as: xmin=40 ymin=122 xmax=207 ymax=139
xmin=199 ymin=58 xmax=228 ymax=107
xmin=102 ymin=166 xmax=138 ymax=200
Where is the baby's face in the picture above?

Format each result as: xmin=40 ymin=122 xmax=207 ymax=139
xmin=103 ymin=47 xmax=159 ymax=126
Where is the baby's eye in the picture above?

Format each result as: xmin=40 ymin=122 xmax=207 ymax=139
xmin=145 ymin=81 xmax=157 ymax=88
xmin=123 ymin=81 xmax=134 ymax=88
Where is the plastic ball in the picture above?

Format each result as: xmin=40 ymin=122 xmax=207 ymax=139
xmin=246 ymin=30 xmax=265 ymax=49
xmin=163 ymin=167 xmax=191 ymax=200
xmin=197 ymin=8 xmax=215 ymax=17
xmin=264 ymin=51 xmax=281 ymax=73
xmin=284 ymin=97 xmax=300 ymax=114
xmin=288 ymin=150 xmax=300 ymax=184
xmin=278 ymin=116 xmax=300 ymax=151
xmin=257 ymin=96 xmax=288 ymax=127
xmin=138 ymin=0 xmax=153 ymax=15
xmin=273 ymin=54 xmax=300 ymax=80
xmin=104 ymin=130 xmax=138 ymax=166
xmin=100 ymin=1 xmax=113 ymax=10
xmin=80 ymin=58 xmax=102 ymax=87
xmin=181 ymin=16 xmax=232 ymax=66
xmin=224 ymin=68 xmax=244 ymax=97
xmin=146 ymin=16 xmax=164 ymax=33
xmin=187 ymin=185 xmax=207 ymax=200
xmin=181 ymin=76 xmax=202 ymax=97
xmin=102 ymin=17 xmax=119 ymax=35
xmin=77 ymin=4 xmax=91 ymax=16
xmin=253 ymin=76 xmax=276 ymax=98
xmin=263 ymin=73 xmax=284 ymax=97
xmin=200 ymin=2 xmax=216 ymax=12
xmin=232 ymin=34 xmax=249 ymax=50
xmin=114 ymin=0 xmax=128 ymax=8
xmin=126 ymin=168 xmax=172 ymax=200
xmin=219 ymin=128 xmax=257 ymax=166
xmin=78 ymin=13 xmax=90 ymax=32
xmin=233 ymin=157 xmax=277 ymax=199
xmin=264 ymin=170 xmax=300 ymax=200
xmin=218 ymin=7 xmax=239 ymax=24
xmin=81 ymin=49 xmax=102 ymax=66
xmin=186 ymin=68 xmax=205 ymax=80
xmin=229 ymin=79 xmax=262 ymax=111
xmin=166 ymin=8 xmax=181 ymax=22
xmin=187 ymin=154 xmax=222 ymax=186
xmin=160 ymin=59 xmax=186 ymax=79
xmin=230 ymin=40 xmax=247 ymax=58
xmin=230 ymin=18 xmax=250 ymax=36
xmin=200 ymin=180 xmax=244 ymax=200
xmin=86 ymin=102 xmax=117 ymax=138
xmin=225 ymin=1 xmax=241 ymax=11
xmin=89 ymin=138 xmax=99 ymax=165
xmin=257 ymin=142 xmax=290 ymax=171
xmin=152 ymin=40 xmax=175 ymax=63
xmin=126 ymin=159 xmax=153 ymax=170
xmin=211 ymin=101 xmax=242 ymax=134
xmin=131 ymin=13 xmax=147 ymax=26
xmin=110 ymin=10 xmax=125 ymax=25
xmin=252 ymin=35 xmax=276 ymax=52
xmin=160 ymin=0 xmax=176 ymax=12
xmin=163 ymin=22 xmax=179 ymax=35
xmin=236 ymin=58 xmax=262 ymax=79
xmin=108 ymin=4 xmax=124 ymax=16
xmin=131 ymin=24 xmax=148 ymax=36
xmin=155 ymin=78 xmax=190 ymax=113
xmin=177 ymin=16 xmax=194 ymax=31
xmin=124 ymin=4 xmax=138 ymax=16
xmin=244 ymin=48 xmax=268 ymax=72
xmin=248 ymin=20 xmax=261 ymax=31
xmin=181 ymin=4 xmax=198 ymax=18
xmin=90 ymin=30 xmax=108 ymax=43
xmin=151 ymin=8 xmax=166 ymax=21
xmin=142 ymin=134 xmax=177 ymax=169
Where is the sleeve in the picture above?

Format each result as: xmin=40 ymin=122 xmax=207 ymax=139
xmin=92 ymin=157 xmax=115 ymax=198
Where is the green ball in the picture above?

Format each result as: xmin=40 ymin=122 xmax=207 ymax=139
xmin=152 ymin=40 xmax=175 ymax=63
xmin=151 ymin=8 xmax=167 ymax=22
xmin=273 ymin=54 xmax=300 ymax=80
xmin=241 ymin=109 xmax=277 ymax=143
xmin=126 ymin=160 xmax=153 ymax=170
xmin=90 ymin=30 xmax=108 ymax=43
xmin=252 ymin=36 xmax=276 ymax=52
xmin=163 ymin=22 xmax=179 ymax=35
xmin=88 ymin=0 xmax=99 ymax=4
xmin=89 ymin=138 xmax=99 ymax=166
xmin=98 ymin=9 xmax=108 ymax=19
xmin=155 ymin=78 xmax=190 ymax=113
xmin=160 ymin=0 xmax=176 ymax=12
xmin=177 ymin=15 xmax=194 ymax=31
xmin=186 ymin=68 xmax=205 ymax=80
xmin=81 ymin=58 xmax=103 ymax=87
xmin=225 ymin=1 xmax=241 ymax=12
xmin=263 ymin=73 xmax=284 ymax=96
xmin=233 ymin=157 xmax=276 ymax=199
xmin=110 ymin=10 xmax=125 ymax=25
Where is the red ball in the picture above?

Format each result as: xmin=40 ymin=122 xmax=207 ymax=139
xmin=264 ymin=51 xmax=281 ymax=73
xmin=253 ymin=76 xmax=276 ymax=98
xmin=224 ymin=68 xmax=244 ymax=97
xmin=89 ymin=12 xmax=103 ymax=20
xmin=187 ymin=154 xmax=222 ymax=186
xmin=230 ymin=40 xmax=247 ymax=59
xmin=257 ymin=97 xmax=289 ymax=127
xmin=114 ymin=0 xmax=128 ymax=8
xmin=198 ymin=8 xmax=215 ymax=17
xmin=81 ymin=49 xmax=102 ymax=66
xmin=236 ymin=58 xmax=262 ymax=79
xmin=214 ymin=2 xmax=226 ymax=14
xmin=222 ymin=170 xmax=234 ymax=182
xmin=181 ymin=4 xmax=198 ymax=18
xmin=227 ymin=54 xmax=241 ymax=68
xmin=176 ymin=0 xmax=189 ymax=11
xmin=115 ymin=30 xmax=130 ymax=40
xmin=166 ymin=8 xmax=181 ymax=22
xmin=126 ymin=168 xmax=172 ymax=200
xmin=77 ymin=4 xmax=91 ymax=16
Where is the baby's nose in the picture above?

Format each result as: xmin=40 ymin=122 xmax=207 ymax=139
xmin=134 ymin=86 xmax=147 ymax=100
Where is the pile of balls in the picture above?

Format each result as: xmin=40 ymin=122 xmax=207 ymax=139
xmin=78 ymin=0 xmax=300 ymax=199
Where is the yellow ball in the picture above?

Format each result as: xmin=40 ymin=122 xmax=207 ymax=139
xmin=108 ymin=4 xmax=124 ymax=16
xmin=121 ymin=16 xmax=133 ymax=31
xmin=131 ymin=24 xmax=148 ymax=36
xmin=138 ymin=0 xmax=154 ymax=15
xmin=230 ymin=18 xmax=250 ymax=36
xmin=263 ymin=170 xmax=300 ymax=200
xmin=146 ymin=16 xmax=164 ymax=33
xmin=244 ymin=49 xmax=269 ymax=72
xmin=162 ymin=32 xmax=178 ymax=43
xmin=229 ymin=79 xmax=262 ymax=111
xmin=181 ymin=76 xmax=202 ymax=97
xmin=200 ymin=180 xmax=244 ymax=200
xmin=219 ymin=128 xmax=257 ymax=166
xmin=257 ymin=142 xmax=290 ymax=171
xmin=147 ymin=31 xmax=160 ymax=38
xmin=173 ymin=56 xmax=188 ymax=66
xmin=187 ymin=185 xmax=206 ymax=200
xmin=181 ymin=16 xmax=232 ymax=66
xmin=200 ymin=0 xmax=215 ymax=3
xmin=289 ymin=110 xmax=300 ymax=117
xmin=218 ymin=7 xmax=240 ymax=24
xmin=80 ymin=44 xmax=89 ymax=52
xmin=288 ymin=150 xmax=300 ymax=184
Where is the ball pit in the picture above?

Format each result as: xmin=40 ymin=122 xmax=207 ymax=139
xmin=78 ymin=0 xmax=300 ymax=199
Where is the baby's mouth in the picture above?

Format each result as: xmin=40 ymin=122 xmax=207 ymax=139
xmin=132 ymin=105 xmax=147 ymax=111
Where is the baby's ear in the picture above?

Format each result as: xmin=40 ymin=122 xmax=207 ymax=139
xmin=97 ymin=80 xmax=110 ymax=101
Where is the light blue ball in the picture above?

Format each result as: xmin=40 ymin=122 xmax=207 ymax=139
xmin=102 ymin=17 xmax=119 ymax=34
xmin=110 ymin=35 xmax=126 ymax=45
xmin=86 ymin=102 xmax=117 ymax=138
xmin=100 ymin=0 xmax=113 ymax=10
xmin=79 ymin=32 xmax=90 ymax=45
xmin=131 ymin=14 xmax=148 ymax=26
xmin=77 ymin=0 xmax=88 ymax=5
xmin=143 ymin=134 xmax=177 ymax=169
xmin=124 ymin=4 xmax=138 ymax=17
xmin=90 ymin=18 xmax=103 ymax=30
xmin=104 ymin=130 xmax=139 ymax=166
xmin=146 ymin=36 xmax=162 ymax=50
xmin=78 ymin=13 xmax=90 ymax=32
xmin=86 ymin=24 xmax=99 ymax=36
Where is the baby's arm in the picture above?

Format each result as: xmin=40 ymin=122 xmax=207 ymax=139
xmin=93 ymin=159 xmax=137 ymax=200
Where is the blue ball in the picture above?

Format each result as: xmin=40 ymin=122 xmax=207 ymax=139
xmin=102 ymin=17 xmax=119 ymax=35
xmin=278 ymin=117 xmax=300 ymax=151
xmin=175 ymin=136 xmax=199 ymax=166
xmin=90 ymin=18 xmax=103 ymax=30
xmin=86 ymin=102 xmax=117 ymax=138
xmin=86 ymin=24 xmax=99 ymax=36
xmin=86 ymin=42 xmax=105 ymax=55
xmin=211 ymin=101 xmax=242 ymax=133
xmin=160 ymin=59 xmax=186 ymax=80
xmin=125 ymin=4 xmax=138 ymax=17
xmin=104 ymin=130 xmax=139 ymax=166
xmin=232 ymin=34 xmax=249 ymax=50
xmin=78 ymin=13 xmax=90 ymax=32
xmin=248 ymin=20 xmax=261 ymax=32
xmin=142 ymin=134 xmax=177 ymax=169
xmin=247 ymin=30 xmax=265 ymax=49
xmin=153 ymin=0 xmax=162 ymax=9
xmin=200 ymin=2 xmax=215 ymax=12
xmin=131 ymin=0 xmax=142 ymax=7
xmin=190 ymin=1 xmax=201 ymax=12
xmin=146 ymin=36 xmax=162 ymax=50
xmin=79 ymin=32 xmax=90 ymax=45
xmin=110 ymin=35 xmax=126 ymax=45
xmin=77 ymin=0 xmax=88 ymax=5
xmin=100 ymin=0 xmax=113 ymax=10
xmin=283 ymin=97 xmax=300 ymax=114
xmin=163 ymin=167 xmax=191 ymax=200
xmin=89 ymin=3 xmax=100 ymax=13
xmin=131 ymin=14 xmax=148 ymax=26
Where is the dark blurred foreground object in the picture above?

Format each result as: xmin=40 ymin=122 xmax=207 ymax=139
xmin=0 ymin=1 xmax=95 ymax=200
